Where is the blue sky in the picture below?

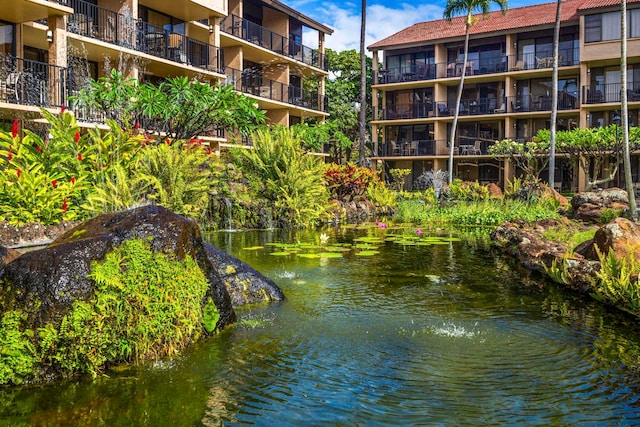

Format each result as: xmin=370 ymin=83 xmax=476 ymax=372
xmin=282 ymin=0 xmax=551 ymax=52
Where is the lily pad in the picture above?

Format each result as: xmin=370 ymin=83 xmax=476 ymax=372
xmin=242 ymin=246 xmax=264 ymax=250
xmin=356 ymin=250 xmax=380 ymax=256
xmin=319 ymin=252 xmax=343 ymax=258
xmin=270 ymin=251 xmax=292 ymax=256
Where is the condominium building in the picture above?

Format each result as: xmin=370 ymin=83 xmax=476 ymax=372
xmin=1 ymin=0 xmax=331 ymax=145
xmin=368 ymin=0 xmax=640 ymax=192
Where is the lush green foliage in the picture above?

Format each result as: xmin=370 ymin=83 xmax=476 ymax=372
xmin=136 ymin=141 xmax=215 ymax=221
xmin=72 ymin=71 xmax=266 ymax=142
xmin=395 ymin=198 xmax=560 ymax=226
xmin=389 ymin=168 xmax=411 ymax=191
xmin=445 ymin=179 xmax=492 ymax=201
xmin=232 ymin=127 xmax=330 ymax=228
xmin=488 ymin=137 xmax=550 ymax=182
xmin=0 ymin=239 xmax=216 ymax=385
xmin=0 ymin=111 xmax=144 ymax=224
xmin=592 ymin=247 xmax=640 ymax=316
xmin=0 ymin=311 xmax=37 ymax=385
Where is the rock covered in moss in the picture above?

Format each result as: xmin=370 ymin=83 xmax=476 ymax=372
xmin=0 ymin=205 xmax=236 ymax=331
xmin=204 ymin=243 xmax=284 ymax=306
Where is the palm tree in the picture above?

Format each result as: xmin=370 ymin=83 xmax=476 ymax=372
xmin=358 ymin=0 xmax=367 ymax=166
xmin=443 ymin=0 xmax=508 ymax=183
xmin=620 ymin=0 xmax=638 ymax=218
xmin=548 ymin=0 xmax=562 ymax=191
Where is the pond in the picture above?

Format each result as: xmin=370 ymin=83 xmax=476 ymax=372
xmin=2 ymin=225 xmax=640 ymax=426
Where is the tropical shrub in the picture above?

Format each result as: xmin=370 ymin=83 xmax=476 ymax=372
xmin=324 ymin=163 xmax=381 ymax=202
xmin=232 ymin=126 xmax=330 ymax=228
xmin=592 ymin=247 xmax=640 ymax=316
xmin=445 ymin=179 xmax=490 ymax=201
xmin=0 ymin=111 xmax=144 ymax=224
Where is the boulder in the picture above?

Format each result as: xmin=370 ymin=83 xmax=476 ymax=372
xmin=205 ymin=243 xmax=284 ymax=306
xmin=486 ymin=183 xmax=503 ymax=198
xmin=570 ymin=188 xmax=629 ymax=223
xmin=0 ymin=205 xmax=247 ymax=331
xmin=491 ymin=218 xmax=599 ymax=293
xmin=576 ymin=217 xmax=640 ymax=261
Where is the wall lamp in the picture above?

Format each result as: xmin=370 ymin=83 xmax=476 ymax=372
xmin=513 ymin=83 xmax=517 ymax=89
xmin=208 ymin=24 xmax=214 ymax=33
xmin=513 ymin=122 xmax=517 ymax=129
xmin=513 ymin=41 xmax=517 ymax=49
xmin=46 ymin=30 xmax=54 ymax=43
xmin=587 ymin=68 xmax=591 ymax=74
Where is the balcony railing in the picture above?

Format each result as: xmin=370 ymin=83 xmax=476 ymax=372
xmin=582 ymin=82 xmax=640 ymax=104
xmin=220 ymin=14 xmax=327 ymax=71
xmin=0 ymin=53 xmax=67 ymax=108
xmin=67 ymin=0 xmax=223 ymax=73
xmin=375 ymin=97 xmax=508 ymax=120
xmin=508 ymin=92 xmax=578 ymax=112
xmin=375 ymin=48 xmax=580 ymax=84
xmin=377 ymin=140 xmax=438 ymax=156
xmin=225 ymin=67 xmax=326 ymax=112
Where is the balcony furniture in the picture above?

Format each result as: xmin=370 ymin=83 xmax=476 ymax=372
xmin=145 ymin=32 xmax=165 ymax=56
xmin=405 ymin=141 xmax=417 ymax=156
xmin=494 ymin=101 xmax=506 ymax=113
xmin=511 ymin=101 xmax=522 ymax=112
xmin=472 ymin=141 xmax=483 ymax=155
xmin=4 ymin=72 xmax=21 ymax=101
xmin=629 ymin=90 xmax=640 ymax=101
xmin=510 ymin=60 xmax=524 ymax=71
xmin=536 ymin=56 xmax=553 ymax=68
xmin=391 ymin=141 xmax=401 ymax=156
xmin=437 ymin=103 xmax=450 ymax=116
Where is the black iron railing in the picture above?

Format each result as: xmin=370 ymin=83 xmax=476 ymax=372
xmin=0 ymin=54 xmax=67 ymax=107
xmin=67 ymin=0 xmax=223 ymax=73
xmin=220 ymin=14 xmax=327 ymax=71
xmin=225 ymin=67 xmax=326 ymax=112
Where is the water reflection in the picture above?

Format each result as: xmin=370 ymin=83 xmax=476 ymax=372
xmin=3 ymin=227 xmax=640 ymax=425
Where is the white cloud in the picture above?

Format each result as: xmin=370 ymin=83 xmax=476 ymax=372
xmin=304 ymin=3 xmax=444 ymax=53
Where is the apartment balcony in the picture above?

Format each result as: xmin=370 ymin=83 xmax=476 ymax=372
xmin=225 ymin=67 xmax=326 ymax=112
xmin=374 ymin=47 xmax=580 ymax=85
xmin=220 ymin=14 xmax=327 ymax=71
xmin=376 ymin=140 xmax=438 ymax=157
xmin=0 ymin=53 xmax=67 ymax=108
xmin=66 ymin=0 xmax=223 ymax=73
xmin=508 ymin=92 xmax=578 ymax=113
xmin=582 ymin=82 xmax=640 ymax=104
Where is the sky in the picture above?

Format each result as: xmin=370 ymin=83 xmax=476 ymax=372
xmin=281 ymin=0 xmax=551 ymax=53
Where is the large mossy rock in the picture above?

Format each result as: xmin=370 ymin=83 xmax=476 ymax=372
xmin=204 ymin=243 xmax=284 ymax=306
xmin=0 ymin=205 xmax=237 ymax=330
xmin=575 ymin=217 xmax=640 ymax=261
xmin=570 ymin=188 xmax=629 ymax=223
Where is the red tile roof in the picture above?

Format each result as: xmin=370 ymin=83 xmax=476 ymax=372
xmin=578 ymin=0 xmax=640 ymax=10
xmin=368 ymin=0 xmax=639 ymax=50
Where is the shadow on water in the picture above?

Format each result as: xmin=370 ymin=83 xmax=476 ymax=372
xmin=3 ymin=226 xmax=640 ymax=425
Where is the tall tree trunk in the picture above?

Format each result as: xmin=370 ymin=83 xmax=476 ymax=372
xmin=549 ymin=0 xmax=561 ymax=190
xmin=621 ymin=0 xmax=638 ymax=218
xmin=359 ymin=0 xmax=367 ymax=166
xmin=447 ymin=19 xmax=471 ymax=183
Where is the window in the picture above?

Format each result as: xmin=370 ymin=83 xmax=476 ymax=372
xmin=0 ymin=22 xmax=14 ymax=55
xmin=585 ymin=9 xmax=640 ymax=42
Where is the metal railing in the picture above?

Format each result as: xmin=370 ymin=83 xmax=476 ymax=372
xmin=582 ymin=82 xmax=640 ymax=104
xmin=375 ymin=47 xmax=580 ymax=84
xmin=225 ymin=67 xmax=326 ymax=112
xmin=377 ymin=140 xmax=438 ymax=156
xmin=0 ymin=54 xmax=67 ymax=107
xmin=220 ymin=14 xmax=327 ymax=71
xmin=67 ymin=0 xmax=223 ymax=73
xmin=507 ymin=92 xmax=578 ymax=112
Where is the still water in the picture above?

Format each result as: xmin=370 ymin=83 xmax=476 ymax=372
xmin=2 ymin=226 xmax=640 ymax=426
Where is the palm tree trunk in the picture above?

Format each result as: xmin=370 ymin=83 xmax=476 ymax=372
xmin=549 ymin=0 xmax=561 ymax=190
xmin=621 ymin=0 xmax=637 ymax=218
xmin=448 ymin=21 xmax=471 ymax=183
xmin=359 ymin=0 xmax=367 ymax=166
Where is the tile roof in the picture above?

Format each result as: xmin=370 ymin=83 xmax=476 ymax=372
xmin=578 ymin=0 xmax=640 ymax=10
xmin=368 ymin=0 xmax=639 ymax=50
